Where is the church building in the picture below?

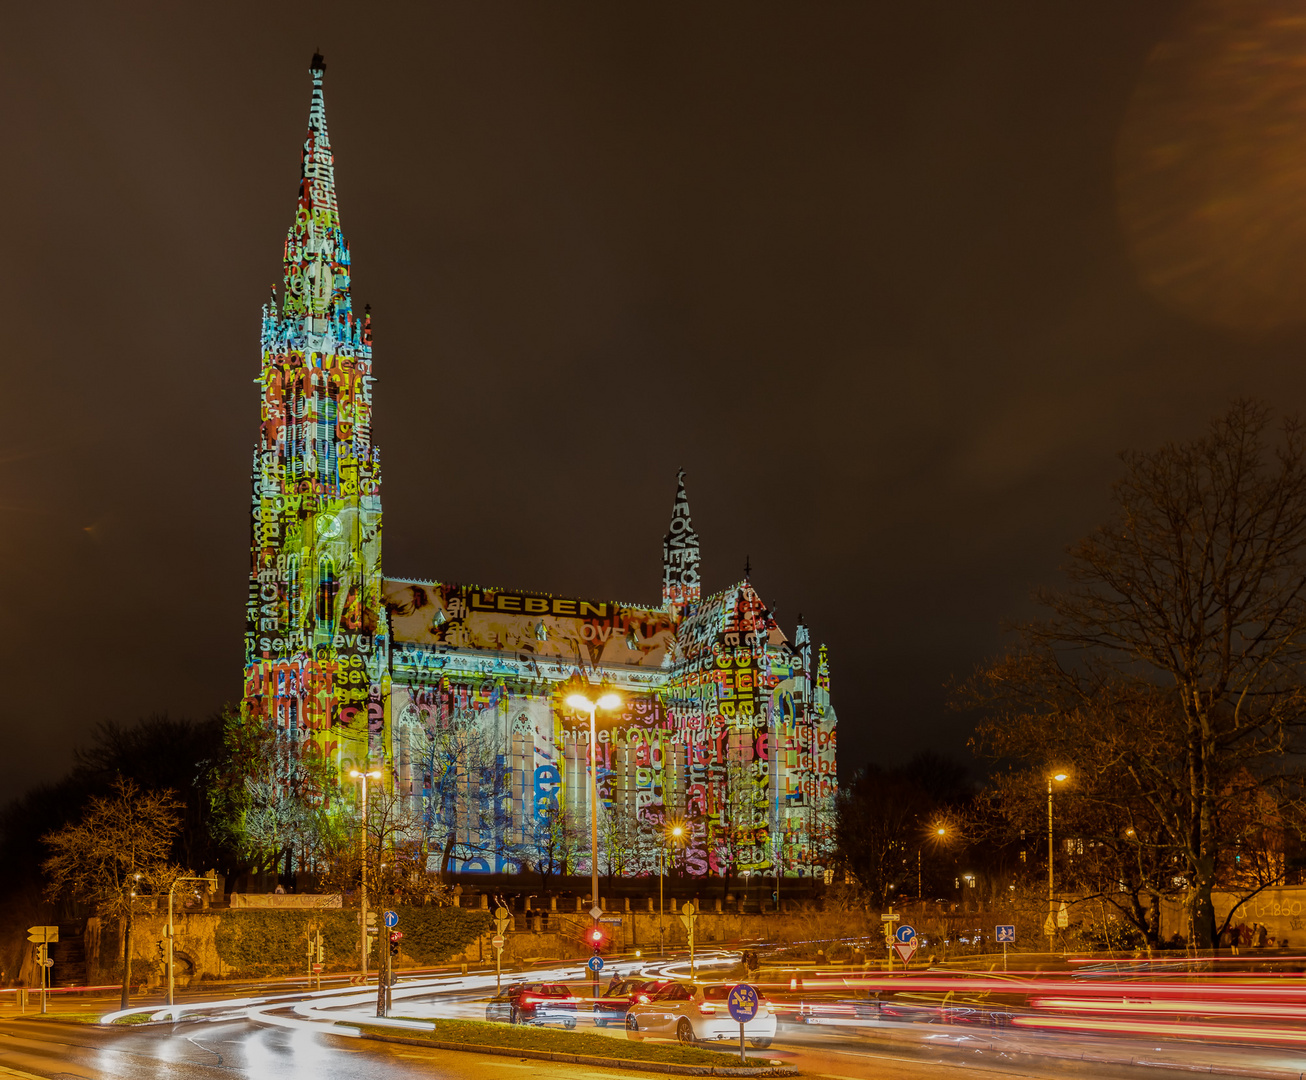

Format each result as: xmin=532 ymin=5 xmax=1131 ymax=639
xmin=242 ymin=56 xmax=837 ymax=881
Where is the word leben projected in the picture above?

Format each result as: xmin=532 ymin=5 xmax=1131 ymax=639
xmin=241 ymin=56 xmax=837 ymax=881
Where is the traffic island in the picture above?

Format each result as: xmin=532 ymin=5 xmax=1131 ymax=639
xmin=353 ymin=1018 xmax=798 ymax=1076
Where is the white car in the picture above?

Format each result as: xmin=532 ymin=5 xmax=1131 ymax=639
xmin=625 ymin=983 xmax=776 ymax=1048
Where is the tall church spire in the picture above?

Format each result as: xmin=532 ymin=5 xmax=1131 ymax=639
xmin=279 ymin=52 xmax=354 ymax=339
xmin=662 ymin=468 xmax=701 ymax=611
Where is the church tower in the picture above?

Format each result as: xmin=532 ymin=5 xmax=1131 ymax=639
xmin=662 ymin=469 xmax=701 ymax=612
xmin=243 ymin=54 xmax=387 ymax=779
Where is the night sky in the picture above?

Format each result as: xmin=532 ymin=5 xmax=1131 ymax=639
xmin=4 ymin=2 xmax=1306 ymax=804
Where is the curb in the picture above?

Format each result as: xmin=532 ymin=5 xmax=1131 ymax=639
xmin=354 ymin=1032 xmax=798 ymax=1076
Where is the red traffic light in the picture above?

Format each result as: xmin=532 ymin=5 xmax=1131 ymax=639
xmin=389 ymin=930 xmax=404 ymax=942
xmin=590 ymin=929 xmax=603 ymax=943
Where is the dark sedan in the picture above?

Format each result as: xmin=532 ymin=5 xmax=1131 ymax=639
xmin=591 ymin=978 xmax=674 ymax=1027
xmin=485 ymin=982 xmax=578 ymax=1027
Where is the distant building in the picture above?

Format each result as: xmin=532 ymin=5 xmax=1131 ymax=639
xmin=242 ymin=57 xmax=837 ymax=881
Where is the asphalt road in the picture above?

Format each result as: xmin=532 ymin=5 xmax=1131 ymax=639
xmin=0 ymin=1013 xmax=1272 ymax=1080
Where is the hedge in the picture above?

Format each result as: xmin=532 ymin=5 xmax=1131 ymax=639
xmin=214 ymin=906 xmax=491 ymax=976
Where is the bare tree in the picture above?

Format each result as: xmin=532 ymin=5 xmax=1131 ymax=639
xmin=534 ymin=803 xmax=581 ymax=891
xmin=965 ymin=402 xmax=1306 ymax=948
xmin=42 ymin=778 xmax=182 ymax=1009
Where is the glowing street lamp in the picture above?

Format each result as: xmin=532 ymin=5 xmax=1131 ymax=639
xmin=1047 ymin=771 xmax=1069 ymax=951
xmin=349 ymin=768 xmax=383 ymax=979
xmin=660 ymin=822 xmax=685 ymax=957
xmin=919 ymin=824 xmax=949 ymax=898
xmin=565 ymin=690 xmax=622 ymax=956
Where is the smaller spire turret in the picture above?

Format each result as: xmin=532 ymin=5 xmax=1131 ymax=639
xmin=662 ymin=468 xmax=701 ymax=612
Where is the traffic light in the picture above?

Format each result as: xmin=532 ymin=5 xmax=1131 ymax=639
xmin=389 ymin=930 xmax=401 ymax=957
xmin=317 ymin=939 xmax=325 ymax=964
xmin=157 ymin=940 xmax=166 ymax=961
xmin=589 ymin=927 xmax=604 ymax=951
xmin=34 ymin=944 xmax=46 ymax=966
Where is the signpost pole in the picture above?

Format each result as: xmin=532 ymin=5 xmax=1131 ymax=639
xmin=1003 ymin=941 xmax=1008 ymax=972
xmin=739 ymin=1020 xmax=746 ymax=1064
xmin=40 ymin=930 xmax=47 ymax=1015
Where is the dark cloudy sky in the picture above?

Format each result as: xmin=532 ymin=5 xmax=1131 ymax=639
xmin=4 ymin=1 xmax=1306 ymax=803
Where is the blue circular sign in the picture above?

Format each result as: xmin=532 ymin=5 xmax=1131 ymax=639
xmin=587 ymin=955 xmax=605 ymax=972
xmin=895 ymin=924 xmax=916 ymax=945
xmin=727 ymin=983 xmax=760 ymax=1023
xmin=383 ymin=910 xmax=399 ymax=928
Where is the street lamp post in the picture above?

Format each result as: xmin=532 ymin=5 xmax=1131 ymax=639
xmin=566 ymin=690 xmax=621 ymax=985
xmin=349 ymin=768 xmax=383 ymax=980
xmin=918 ymin=826 xmax=948 ymax=899
xmin=1047 ymin=772 xmax=1068 ymax=952
xmin=660 ymin=824 xmax=683 ymax=957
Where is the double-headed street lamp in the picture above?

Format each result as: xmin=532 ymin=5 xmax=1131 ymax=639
xmin=1047 ymin=771 xmax=1068 ymax=952
xmin=565 ymin=691 xmax=621 ymax=937
xmin=660 ymin=822 xmax=684 ymax=957
xmin=349 ymin=768 xmax=382 ymax=979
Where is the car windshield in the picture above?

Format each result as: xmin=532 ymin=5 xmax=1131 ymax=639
xmin=702 ymin=986 xmax=732 ymax=1001
xmin=546 ymin=984 xmax=572 ymax=996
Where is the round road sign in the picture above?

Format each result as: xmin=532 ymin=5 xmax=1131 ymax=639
xmin=727 ymin=983 xmax=760 ymax=1023
xmin=587 ymin=955 xmax=604 ymax=973
xmin=895 ymin=924 xmax=916 ymax=944
xmin=495 ymin=906 xmax=510 ymax=919
xmin=681 ymin=902 xmax=695 ymax=916
xmin=491 ymin=935 xmax=505 ymax=949
xmin=383 ymin=910 xmax=399 ymax=928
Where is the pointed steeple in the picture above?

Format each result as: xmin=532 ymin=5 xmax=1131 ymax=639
xmin=793 ymin=614 xmax=811 ymax=703
xmin=280 ymin=53 xmax=354 ymax=339
xmin=662 ymin=468 xmax=701 ymax=611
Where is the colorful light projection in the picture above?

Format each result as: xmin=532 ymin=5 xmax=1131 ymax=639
xmin=238 ymin=58 xmax=836 ymax=877
xmin=243 ymin=54 xmax=386 ymax=783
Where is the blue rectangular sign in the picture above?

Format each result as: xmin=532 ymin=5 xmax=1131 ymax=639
xmin=995 ymin=924 xmax=1016 ymax=943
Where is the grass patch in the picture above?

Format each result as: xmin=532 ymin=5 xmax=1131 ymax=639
xmin=19 ymin=1011 xmax=125 ymax=1025
xmin=360 ymin=1017 xmax=775 ymax=1068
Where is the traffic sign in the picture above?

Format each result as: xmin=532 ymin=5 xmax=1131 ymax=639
xmin=491 ymin=935 xmax=505 ymax=950
xmin=727 ymin=983 xmax=760 ymax=1023
xmin=383 ymin=910 xmax=399 ymax=928
xmin=587 ymin=955 xmax=604 ymax=973
xmin=590 ymin=905 xmax=603 ymax=920
xmin=681 ymin=902 xmax=695 ymax=916
xmin=311 ymin=963 xmax=324 ymax=973
xmin=27 ymin=927 xmax=57 ymax=944
xmin=895 ymin=924 xmax=916 ymax=945
xmin=1057 ymin=901 xmax=1069 ymax=929
xmin=39 ymin=959 xmax=53 ymax=968
xmin=893 ymin=939 xmax=918 ymax=964
xmin=1043 ymin=912 xmax=1056 ymax=936
xmin=880 ymin=912 xmax=900 ymax=922
xmin=599 ymin=915 xmax=623 ymax=923
xmin=995 ymin=924 xmax=1016 ymax=943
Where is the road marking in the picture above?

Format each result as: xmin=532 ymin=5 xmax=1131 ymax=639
xmin=0 ymin=1066 xmax=56 ymax=1080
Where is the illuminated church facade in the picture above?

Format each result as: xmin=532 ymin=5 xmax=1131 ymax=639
xmin=242 ymin=57 xmax=837 ymax=880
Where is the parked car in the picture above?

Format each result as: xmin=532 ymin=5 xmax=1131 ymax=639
xmin=626 ymin=983 xmax=777 ymax=1047
xmin=485 ymin=982 xmax=578 ymax=1027
xmin=592 ymin=978 xmax=677 ymax=1026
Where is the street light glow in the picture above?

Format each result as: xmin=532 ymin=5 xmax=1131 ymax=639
xmin=596 ymin=692 xmax=621 ymax=710
xmin=1053 ymin=772 xmax=1068 ymax=782
xmin=348 ymin=769 xmax=382 ymax=779
xmin=566 ymin=694 xmax=593 ymax=711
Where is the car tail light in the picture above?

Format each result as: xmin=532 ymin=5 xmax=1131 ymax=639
xmin=698 ymin=1003 xmax=717 ymax=1015
xmin=519 ymin=994 xmax=539 ymax=1005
